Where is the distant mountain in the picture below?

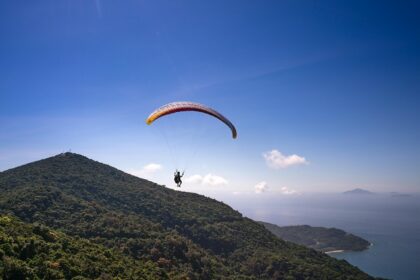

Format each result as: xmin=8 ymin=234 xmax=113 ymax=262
xmin=0 ymin=153 xmax=378 ymax=279
xmin=343 ymin=188 xmax=374 ymax=195
xmin=259 ymin=222 xmax=371 ymax=253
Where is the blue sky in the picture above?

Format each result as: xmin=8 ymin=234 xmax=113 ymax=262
xmin=1 ymin=1 xmax=419 ymax=195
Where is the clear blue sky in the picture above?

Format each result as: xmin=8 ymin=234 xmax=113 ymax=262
xmin=1 ymin=1 xmax=419 ymax=194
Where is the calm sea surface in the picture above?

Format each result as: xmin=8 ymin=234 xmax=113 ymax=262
xmin=225 ymin=193 xmax=420 ymax=280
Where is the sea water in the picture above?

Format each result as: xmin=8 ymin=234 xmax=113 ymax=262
xmin=224 ymin=193 xmax=420 ymax=280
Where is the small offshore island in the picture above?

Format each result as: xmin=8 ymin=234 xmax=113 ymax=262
xmin=343 ymin=188 xmax=375 ymax=195
xmin=260 ymin=222 xmax=371 ymax=253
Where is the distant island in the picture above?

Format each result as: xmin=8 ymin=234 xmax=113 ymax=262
xmin=343 ymin=188 xmax=374 ymax=195
xmin=343 ymin=189 xmax=413 ymax=197
xmin=260 ymin=222 xmax=371 ymax=253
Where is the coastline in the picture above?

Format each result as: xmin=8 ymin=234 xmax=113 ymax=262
xmin=325 ymin=250 xmax=345 ymax=254
xmin=325 ymin=243 xmax=373 ymax=254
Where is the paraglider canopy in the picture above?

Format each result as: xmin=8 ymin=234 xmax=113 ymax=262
xmin=146 ymin=101 xmax=237 ymax=139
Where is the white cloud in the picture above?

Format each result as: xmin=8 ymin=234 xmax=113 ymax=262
xmin=185 ymin=174 xmax=203 ymax=184
xmin=263 ymin=149 xmax=308 ymax=169
xmin=254 ymin=180 xmax=298 ymax=195
xmin=279 ymin=186 xmax=298 ymax=195
xmin=255 ymin=181 xmax=269 ymax=194
xmin=185 ymin=173 xmax=228 ymax=186
xmin=203 ymin=174 xmax=228 ymax=186
xmin=142 ymin=163 xmax=162 ymax=173
xmin=128 ymin=163 xmax=162 ymax=177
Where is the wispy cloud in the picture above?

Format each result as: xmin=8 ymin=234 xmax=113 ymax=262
xmin=142 ymin=163 xmax=162 ymax=173
xmin=279 ymin=186 xmax=298 ymax=195
xmin=185 ymin=174 xmax=203 ymax=184
xmin=254 ymin=181 xmax=298 ymax=195
xmin=255 ymin=181 xmax=269 ymax=194
xmin=263 ymin=149 xmax=308 ymax=169
xmin=168 ymin=51 xmax=340 ymax=100
xmin=185 ymin=173 xmax=228 ymax=186
xmin=94 ymin=0 xmax=103 ymax=17
xmin=128 ymin=163 xmax=162 ymax=178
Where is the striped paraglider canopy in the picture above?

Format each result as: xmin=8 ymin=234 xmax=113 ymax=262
xmin=146 ymin=101 xmax=237 ymax=139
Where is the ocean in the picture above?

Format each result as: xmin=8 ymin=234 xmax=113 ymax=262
xmin=224 ymin=192 xmax=420 ymax=280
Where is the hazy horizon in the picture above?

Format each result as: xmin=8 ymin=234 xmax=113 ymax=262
xmin=1 ymin=152 xmax=419 ymax=200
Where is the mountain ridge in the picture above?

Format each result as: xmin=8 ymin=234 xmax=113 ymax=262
xmin=0 ymin=153 xmax=379 ymax=279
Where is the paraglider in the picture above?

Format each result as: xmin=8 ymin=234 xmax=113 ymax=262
xmin=174 ymin=170 xmax=184 ymax=187
xmin=146 ymin=101 xmax=237 ymax=139
xmin=146 ymin=101 xmax=237 ymax=187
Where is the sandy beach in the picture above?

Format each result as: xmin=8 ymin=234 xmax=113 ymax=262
xmin=325 ymin=250 xmax=345 ymax=254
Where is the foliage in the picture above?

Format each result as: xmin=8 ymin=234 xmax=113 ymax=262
xmin=0 ymin=153 xmax=381 ymax=279
xmin=0 ymin=215 xmax=163 ymax=279
xmin=260 ymin=222 xmax=371 ymax=252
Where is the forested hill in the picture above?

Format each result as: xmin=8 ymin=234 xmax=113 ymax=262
xmin=0 ymin=153 xmax=378 ymax=279
xmin=260 ymin=222 xmax=371 ymax=253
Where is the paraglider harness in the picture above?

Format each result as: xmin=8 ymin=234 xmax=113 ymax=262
xmin=174 ymin=170 xmax=184 ymax=187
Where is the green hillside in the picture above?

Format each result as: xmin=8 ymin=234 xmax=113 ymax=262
xmin=0 ymin=153 xmax=378 ymax=279
xmin=260 ymin=222 xmax=371 ymax=253
xmin=0 ymin=215 xmax=162 ymax=279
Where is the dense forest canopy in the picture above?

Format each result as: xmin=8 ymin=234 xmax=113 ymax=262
xmin=0 ymin=215 xmax=163 ymax=279
xmin=0 ymin=153 xmax=380 ymax=279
